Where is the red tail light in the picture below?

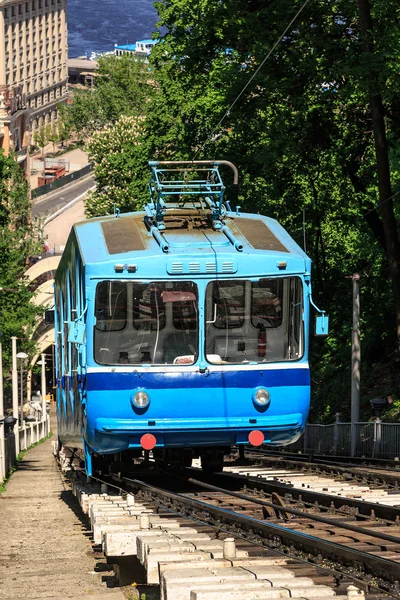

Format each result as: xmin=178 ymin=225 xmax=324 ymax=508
xmin=248 ymin=430 xmax=265 ymax=446
xmin=140 ymin=433 xmax=156 ymax=450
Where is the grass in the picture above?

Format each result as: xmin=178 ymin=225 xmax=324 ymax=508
xmin=0 ymin=430 xmax=53 ymax=495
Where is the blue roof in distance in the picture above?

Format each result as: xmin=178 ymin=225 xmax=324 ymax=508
xmin=115 ymin=43 xmax=136 ymax=51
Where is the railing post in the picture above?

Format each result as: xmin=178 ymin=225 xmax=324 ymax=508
xmin=373 ymin=417 xmax=382 ymax=458
xmin=351 ymin=274 xmax=361 ymax=457
xmin=333 ymin=413 xmax=340 ymax=455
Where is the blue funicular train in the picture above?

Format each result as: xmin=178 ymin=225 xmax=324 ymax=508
xmin=54 ymin=160 xmax=328 ymax=474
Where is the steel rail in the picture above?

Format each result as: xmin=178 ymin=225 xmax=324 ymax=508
xmin=188 ymin=468 xmax=400 ymax=522
xmin=248 ymin=450 xmax=400 ymax=486
xmin=124 ymin=477 xmax=400 ymax=589
xmin=187 ymin=477 xmax=400 ymax=545
xmin=249 ymin=448 xmax=400 ymax=471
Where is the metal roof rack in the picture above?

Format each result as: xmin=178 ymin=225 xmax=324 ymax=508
xmin=147 ymin=160 xmax=238 ymax=231
xmin=145 ymin=160 xmax=243 ymax=253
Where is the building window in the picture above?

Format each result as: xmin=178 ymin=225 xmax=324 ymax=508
xmin=4 ymin=7 xmax=8 ymax=18
xmin=18 ymin=5 xmax=22 ymax=15
xmin=39 ymin=0 xmax=42 ymax=8
xmin=11 ymin=6 xmax=15 ymax=17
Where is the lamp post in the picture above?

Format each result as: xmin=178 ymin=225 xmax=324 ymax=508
xmin=36 ymin=354 xmax=47 ymax=425
xmin=0 ymin=342 xmax=5 ymax=481
xmin=16 ymin=352 xmax=28 ymax=426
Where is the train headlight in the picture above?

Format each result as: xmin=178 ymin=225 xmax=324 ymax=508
xmin=253 ymin=387 xmax=271 ymax=406
xmin=133 ymin=390 xmax=150 ymax=408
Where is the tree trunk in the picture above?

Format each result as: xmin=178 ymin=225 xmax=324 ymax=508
xmin=356 ymin=0 xmax=400 ymax=344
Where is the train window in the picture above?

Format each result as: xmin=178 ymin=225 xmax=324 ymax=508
xmin=94 ymin=281 xmax=198 ymax=366
xmin=172 ymin=282 xmax=198 ymax=331
xmin=210 ymin=281 xmax=245 ymax=329
xmin=132 ymin=282 xmax=166 ymax=331
xmin=205 ymin=278 xmax=303 ymax=364
xmin=251 ymin=279 xmax=283 ymax=329
xmin=289 ymin=277 xmax=303 ymax=359
xmin=95 ymin=281 xmax=127 ymax=331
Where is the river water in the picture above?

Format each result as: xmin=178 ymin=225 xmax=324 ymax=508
xmin=67 ymin=0 xmax=158 ymax=58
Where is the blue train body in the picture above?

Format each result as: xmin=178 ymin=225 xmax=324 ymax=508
xmin=55 ymin=161 xmax=325 ymax=474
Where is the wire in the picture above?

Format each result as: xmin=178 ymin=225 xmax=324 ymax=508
xmin=192 ymin=0 xmax=313 ymax=161
xmin=363 ymin=186 xmax=400 ymax=219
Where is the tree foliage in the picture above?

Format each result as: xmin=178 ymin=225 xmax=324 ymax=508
xmin=0 ymin=151 xmax=43 ymax=382
xmin=147 ymin=0 xmax=400 ymax=420
xmin=85 ymin=115 xmax=148 ymax=217
xmin=59 ymin=54 xmax=153 ymax=141
xmin=62 ymin=0 xmax=400 ymax=420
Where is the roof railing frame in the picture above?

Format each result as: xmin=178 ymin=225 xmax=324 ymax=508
xmin=147 ymin=160 xmax=238 ymax=231
xmin=146 ymin=160 xmax=243 ymax=253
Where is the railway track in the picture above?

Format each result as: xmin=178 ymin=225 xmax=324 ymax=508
xmin=57 ymin=443 xmax=400 ymax=599
xmin=88 ymin=466 xmax=400 ymax=597
xmin=243 ymin=450 xmax=400 ymax=488
xmin=72 ymin=474 xmax=396 ymax=600
xmin=250 ymin=449 xmax=400 ymax=471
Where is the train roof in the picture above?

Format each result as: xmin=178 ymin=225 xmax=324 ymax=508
xmin=56 ymin=162 xmax=311 ymax=280
xmin=59 ymin=209 xmax=310 ymax=273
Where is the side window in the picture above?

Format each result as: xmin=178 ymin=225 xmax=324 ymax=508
xmin=55 ymin=284 xmax=62 ymax=377
xmin=290 ymin=277 xmax=303 ymax=348
xmin=69 ymin=269 xmax=77 ymax=319
xmin=63 ymin=273 xmax=69 ymax=373
xmin=95 ymin=281 xmax=127 ymax=331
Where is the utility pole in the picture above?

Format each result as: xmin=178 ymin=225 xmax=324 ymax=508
xmin=0 ymin=343 xmax=5 ymax=480
xmin=11 ymin=336 xmax=19 ymax=455
xmin=351 ymin=274 xmax=361 ymax=457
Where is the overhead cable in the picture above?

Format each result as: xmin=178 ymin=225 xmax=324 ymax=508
xmin=192 ymin=0 xmax=313 ymax=160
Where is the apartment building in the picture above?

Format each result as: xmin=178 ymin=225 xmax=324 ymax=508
xmin=0 ymin=0 xmax=68 ymax=171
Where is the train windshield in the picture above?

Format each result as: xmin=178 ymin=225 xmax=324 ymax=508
xmin=205 ymin=277 xmax=303 ymax=364
xmin=94 ymin=281 xmax=198 ymax=365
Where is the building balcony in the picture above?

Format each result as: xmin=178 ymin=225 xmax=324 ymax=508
xmin=15 ymin=148 xmax=28 ymax=163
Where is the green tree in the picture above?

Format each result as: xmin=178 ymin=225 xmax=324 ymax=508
xmin=0 ymin=151 xmax=43 ymax=388
xmin=57 ymin=116 xmax=72 ymax=149
xmin=60 ymin=54 xmax=153 ymax=139
xmin=47 ymin=126 xmax=59 ymax=155
xmin=85 ymin=115 xmax=149 ymax=217
xmin=63 ymin=0 xmax=400 ymax=418
xmin=33 ymin=125 xmax=49 ymax=156
xmin=142 ymin=0 xmax=400 ymax=419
